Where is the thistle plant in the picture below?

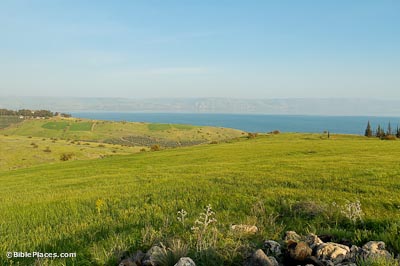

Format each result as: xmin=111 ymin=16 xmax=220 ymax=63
xmin=341 ymin=200 xmax=364 ymax=224
xmin=191 ymin=204 xmax=218 ymax=251
xmin=177 ymin=209 xmax=188 ymax=226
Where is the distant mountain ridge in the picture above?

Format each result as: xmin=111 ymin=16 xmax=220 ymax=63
xmin=1 ymin=96 xmax=400 ymax=116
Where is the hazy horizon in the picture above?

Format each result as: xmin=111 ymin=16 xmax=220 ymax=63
xmin=2 ymin=96 xmax=400 ymax=116
xmin=1 ymin=1 xmax=399 ymax=99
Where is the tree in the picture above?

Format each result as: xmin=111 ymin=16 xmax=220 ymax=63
xmin=376 ymin=125 xmax=381 ymax=138
xmin=396 ymin=126 xmax=400 ymax=138
xmin=376 ymin=125 xmax=385 ymax=139
xmin=387 ymin=122 xmax=392 ymax=136
xmin=364 ymin=121 xmax=372 ymax=137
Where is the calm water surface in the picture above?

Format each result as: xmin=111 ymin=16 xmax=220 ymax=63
xmin=72 ymin=112 xmax=400 ymax=135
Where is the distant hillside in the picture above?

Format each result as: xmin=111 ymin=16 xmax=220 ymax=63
xmin=1 ymin=117 xmax=245 ymax=148
xmin=1 ymin=96 xmax=400 ymax=116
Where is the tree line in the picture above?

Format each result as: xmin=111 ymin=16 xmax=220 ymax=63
xmin=364 ymin=121 xmax=400 ymax=140
xmin=0 ymin=108 xmax=71 ymax=118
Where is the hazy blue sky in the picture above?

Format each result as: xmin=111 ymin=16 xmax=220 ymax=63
xmin=0 ymin=1 xmax=399 ymax=98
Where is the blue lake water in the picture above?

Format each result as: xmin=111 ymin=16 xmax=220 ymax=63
xmin=72 ymin=112 xmax=400 ymax=135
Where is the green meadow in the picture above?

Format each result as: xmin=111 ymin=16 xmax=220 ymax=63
xmin=0 ymin=135 xmax=144 ymax=171
xmin=1 ymin=129 xmax=400 ymax=265
xmin=1 ymin=117 xmax=245 ymax=147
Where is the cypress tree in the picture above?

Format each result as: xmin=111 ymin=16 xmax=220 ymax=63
xmin=387 ymin=122 xmax=392 ymax=136
xmin=396 ymin=125 xmax=400 ymax=138
xmin=376 ymin=125 xmax=382 ymax=138
xmin=364 ymin=121 xmax=372 ymax=137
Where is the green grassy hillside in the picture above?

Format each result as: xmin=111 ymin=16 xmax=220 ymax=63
xmin=0 ymin=135 xmax=144 ymax=171
xmin=1 ymin=117 xmax=245 ymax=147
xmin=1 ymin=133 xmax=400 ymax=265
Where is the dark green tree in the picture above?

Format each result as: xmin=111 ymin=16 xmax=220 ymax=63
xmin=376 ymin=125 xmax=385 ymax=139
xmin=396 ymin=126 xmax=400 ymax=138
xmin=364 ymin=121 xmax=372 ymax=137
xmin=387 ymin=122 xmax=392 ymax=136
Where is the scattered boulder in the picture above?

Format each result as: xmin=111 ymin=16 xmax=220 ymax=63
xmin=361 ymin=241 xmax=391 ymax=259
xmin=264 ymin=240 xmax=282 ymax=256
xmin=284 ymin=231 xmax=302 ymax=242
xmin=306 ymin=233 xmax=324 ymax=250
xmin=174 ymin=257 xmax=196 ymax=266
xmin=142 ymin=245 xmax=162 ymax=266
xmin=244 ymin=249 xmax=279 ymax=266
xmin=346 ymin=245 xmax=361 ymax=262
xmin=284 ymin=240 xmax=324 ymax=266
xmin=316 ymin=242 xmax=350 ymax=264
xmin=287 ymin=240 xmax=312 ymax=261
xmin=231 ymin=224 xmax=258 ymax=234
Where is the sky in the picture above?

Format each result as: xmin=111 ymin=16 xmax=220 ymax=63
xmin=0 ymin=0 xmax=399 ymax=99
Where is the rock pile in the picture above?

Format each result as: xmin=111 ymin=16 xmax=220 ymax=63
xmin=245 ymin=231 xmax=397 ymax=266
xmin=118 ymin=231 xmax=397 ymax=266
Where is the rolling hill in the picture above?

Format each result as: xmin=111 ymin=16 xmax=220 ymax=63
xmin=1 ymin=133 xmax=399 ymax=265
xmin=1 ymin=117 xmax=245 ymax=148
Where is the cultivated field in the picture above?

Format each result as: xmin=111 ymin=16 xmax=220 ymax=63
xmin=1 ymin=117 xmax=245 ymax=147
xmin=1 ymin=133 xmax=399 ymax=265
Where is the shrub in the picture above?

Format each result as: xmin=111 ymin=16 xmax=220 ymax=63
xmin=151 ymin=144 xmax=161 ymax=151
xmin=382 ymin=135 xmax=396 ymax=140
xmin=98 ymin=144 xmax=105 ymax=148
xmin=140 ymin=148 xmax=146 ymax=152
xmin=210 ymin=141 xmax=218 ymax=144
xmin=271 ymin=130 xmax=280 ymax=134
xmin=43 ymin=147 xmax=51 ymax=153
xmin=60 ymin=152 xmax=74 ymax=161
xmin=341 ymin=200 xmax=364 ymax=224
xmin=247 ymin=132 xmax=258 ymax=139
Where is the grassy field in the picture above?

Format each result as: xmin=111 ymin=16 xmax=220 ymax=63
xmin=1 ymin=133 xmax=400 ymax=265
xmin=1 ymin=118 xmax=245 ymax=148
xmin=0 ymin=135 xmax=145 ymax=171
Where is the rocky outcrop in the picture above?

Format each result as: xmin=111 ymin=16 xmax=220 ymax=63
xmin=264 ymin=240 xmax=282 ymax=256
xmin=261 ymin=231 xmax=396 ymax=266
xmin=174 ymin=257 xmax=196 ymax=266
xmin=244 ymin=249 xmax=279 ymax=266
xmin=316 ymin=242 xmax=350 ymax=264
xmin=231 ymin=224 xmax=259 ymax=234
xmin=118 ymin=231 xmax=397 ymax=266
xmin=361 ymin=241 xmax=392 ymax=259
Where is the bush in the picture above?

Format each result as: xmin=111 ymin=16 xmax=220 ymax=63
xmin=60 ymin=153 xmax=74 ymax=161
xmin=43 ymin=147 xmax=51 ymax=153
xmin=140 ymin=148 xmax=146 ymax=152
xmin=247 ymin=132 xmax=258 ymax=139
xmin=210 ymin=141 xmax=218 ymax=144
xmin=382 ymin=135 xmax=396 ymax=140
xmin=151 ymin=144 xmax=161 ymax=151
